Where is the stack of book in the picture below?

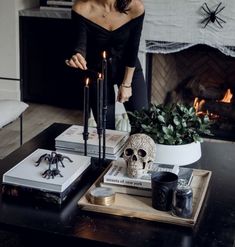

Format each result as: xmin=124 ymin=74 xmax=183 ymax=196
xmin=100 ymin=159 xmax=193 ymax=197
xmin=2 ymin=148 xmax=91 ymax=204
xmin=55 ymin=125 xmax=129 ymax=160
xmin=40 ymin=0 xmax=75 ymax=10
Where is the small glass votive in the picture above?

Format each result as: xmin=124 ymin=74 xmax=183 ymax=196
xmin=172 ymin=181 xmax=193 ymax=218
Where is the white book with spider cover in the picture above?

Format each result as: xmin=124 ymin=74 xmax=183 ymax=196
xmin=2 ymin=148 xmax=91 ymax=193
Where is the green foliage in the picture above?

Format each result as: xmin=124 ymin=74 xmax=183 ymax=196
xmin=128 ymin=103 xmax=212 ymax=145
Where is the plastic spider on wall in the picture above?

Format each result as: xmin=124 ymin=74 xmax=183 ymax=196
xmin=35 ymin=151 xmax=73 ymax=179
xmin=201 ymin=2 xmax=226 ymax=28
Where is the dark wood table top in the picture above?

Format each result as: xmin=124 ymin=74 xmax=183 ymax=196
xmin=0 ymin=123 xmax=234 ymax=247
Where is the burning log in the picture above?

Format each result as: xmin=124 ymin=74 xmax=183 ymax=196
xmin=201 ymin=101 xmax=235 ymax=121
xmin=165 ymin=75 xmax=229 ymax=105
xmin=191 ymin=78 xmax=227 ymax=100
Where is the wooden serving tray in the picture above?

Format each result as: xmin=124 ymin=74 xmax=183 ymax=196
xmin=78 ymin=165 xmax=212 ymax=227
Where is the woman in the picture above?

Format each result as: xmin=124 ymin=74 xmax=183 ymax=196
xmin=66 ymin=0 xmax=148 ymax=129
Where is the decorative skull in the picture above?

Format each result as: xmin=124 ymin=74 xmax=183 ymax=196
xmin=123 ymin=133 xmax=156 ymax=178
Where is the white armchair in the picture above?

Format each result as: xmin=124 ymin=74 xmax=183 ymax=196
xmin=0 ymin=99 xmax=28 ymax=145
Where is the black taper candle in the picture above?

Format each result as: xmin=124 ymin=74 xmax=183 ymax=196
xmin=102 ymin=51 xmax=108 ymax=161
xmin=83 ymin=78 xmax=90 ymax=156
xmin=97 ymin=73 xmax=103 ymax=163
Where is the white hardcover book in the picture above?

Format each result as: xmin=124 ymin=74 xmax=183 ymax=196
xmin=103 ymin=159 xmax=154 ymax=189
xmin=55 ymin=137 xmax=126 ymax=156
xmin=47 ymin=1 xmax=74 ymax=6
xmin=40 ymin=6 xmax=71 ymax=10
xmin=103 ymin=159 xmax=189 ymax=189
xmin=55 ymin=125 xmax=129 ymax=154
xmin=55 ymin=146 xmax=124 ymax=160
xmin=2 ymin=149 xmax=91 ymax=193
xmin=55 ymin=145 xmax=124 ymax=157
xmin=99 ymin=182 xmax=152 ymax=197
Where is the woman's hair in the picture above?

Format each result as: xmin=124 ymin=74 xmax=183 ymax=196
xmin=115 ymin=0 xmax=132 ymax=13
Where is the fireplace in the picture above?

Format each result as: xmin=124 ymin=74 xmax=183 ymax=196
xmin=139 ymin=0 xmax=235 ymax=141
xmin=148 ymin=45 xmax=235 ymax=141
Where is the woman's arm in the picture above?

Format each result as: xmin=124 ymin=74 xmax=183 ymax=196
xmin=117 ymin=67 xmax=134 ymax=103
xmin=65 ymin=2 xmax=88 ymax=70
xmin=125 ymin=3 xmax=145 ymax=68
xmin=117 ymin=0 xmax=145 ymax=103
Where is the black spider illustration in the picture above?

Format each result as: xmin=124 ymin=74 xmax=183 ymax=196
xmin=201 ymin=2 xmax=226 ymax=28
xmin=35 ymin=151 xmax=73 ymax=179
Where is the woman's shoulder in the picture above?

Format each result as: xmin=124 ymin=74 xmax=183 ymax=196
xmin=129 ymin=0 xmax=145 ymax=18
xmin=72 ymin=0 xmax=91 ymax=15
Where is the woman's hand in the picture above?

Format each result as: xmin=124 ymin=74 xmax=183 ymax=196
xmin=117 ymin=83 xmax=132 ymax=103
xmin=65 ymin=52 xmax=87 ymax=70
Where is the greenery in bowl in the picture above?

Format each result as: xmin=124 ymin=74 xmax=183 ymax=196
xmin=128 ymin=103 xmax=212 ymax=145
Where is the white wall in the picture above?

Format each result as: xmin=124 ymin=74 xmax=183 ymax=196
xmin=0 ymin=0 xmax=39 ymax=100
xmin=0 ymin=1 xmax=18 ymax=79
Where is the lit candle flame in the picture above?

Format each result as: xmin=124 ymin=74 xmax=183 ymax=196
xmin=98 ymin=73 xmax=102 ymax=79
xmin=85 ymin=78 xmax=89 ymax=86
xmin=102 ymin=51 xmax=107 ymax=59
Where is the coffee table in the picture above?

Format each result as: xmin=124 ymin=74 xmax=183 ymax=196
xmin=0 ymin=123 xmax=234 ymax=247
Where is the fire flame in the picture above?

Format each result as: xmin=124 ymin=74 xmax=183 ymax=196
xmin=193 ymin=97 xmax=205 ymax=115
xmin=220 ymin=88 xmax=233 ymax=103
xmin=193 ymin=88 xmax=233 ymax=119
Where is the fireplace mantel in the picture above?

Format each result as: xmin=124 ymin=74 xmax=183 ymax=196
xmin=141 ymin=0 xmax=235 ymax=57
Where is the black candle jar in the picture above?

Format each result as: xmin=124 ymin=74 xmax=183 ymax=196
xmin=151 ymin=171 xmax=178 ymax=211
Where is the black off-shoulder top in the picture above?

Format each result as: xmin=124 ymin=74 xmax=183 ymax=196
xmin=71 ymin=10 xmax=144 ymax=82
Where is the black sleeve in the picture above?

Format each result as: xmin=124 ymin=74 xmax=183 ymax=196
xmin=71 ymin=10 xmax=87 ymax=58
xmin=125 ymin=12 xmax=145 ymax=68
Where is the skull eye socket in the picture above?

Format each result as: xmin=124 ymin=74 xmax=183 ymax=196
xmin=138 ymin=149 xmax=146 ymax=157
xmin=125 ymin=148 xmax=134 ymax=156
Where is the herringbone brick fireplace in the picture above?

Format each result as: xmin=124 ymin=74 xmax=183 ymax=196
xmin=151 ymin=45 xmax=235 ymax=104
xmin=150 ymin=45 xmax=235 ymax=140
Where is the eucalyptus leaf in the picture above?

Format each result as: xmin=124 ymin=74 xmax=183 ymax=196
xmin=158 ymin=115 xmax=165 ymax=123
xmin=128 ymin=103 xmax=212 ymax=145
xmin=173 ymin=116 xmax=180 ymax=125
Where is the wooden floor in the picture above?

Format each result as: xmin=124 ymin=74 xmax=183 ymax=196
xmin=0 ymin=103 xmax=83 ymax=159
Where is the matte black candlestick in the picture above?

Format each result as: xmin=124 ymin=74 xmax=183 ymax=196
xmin=102 ymin=51 xmax=108 ymax=160
xmin=83 ymin=78 xmax=89 ymax=156
xmin=97 ymin=73 xmax=103 ymax=162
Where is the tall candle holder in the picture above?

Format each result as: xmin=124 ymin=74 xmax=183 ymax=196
xmin=102 ymin=51 xmax=108 ymax=161
xmin=97 ymin=73 xmax=103 ymax=164
xmin=83 ymin=78 xmax=90 ymax=156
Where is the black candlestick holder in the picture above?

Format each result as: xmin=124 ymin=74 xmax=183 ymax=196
xmin=97 ymin=128 xmax=103 ymax=164
xmin=102 ymin=107 xmax=107 ymax=161
xmin=102 ymin=53 xmax=108 ymax=161
xmin=97 ymin=74 xmax=103 ymax=165
xmin=82 ymin=132 xmax=89 ymax=156
xmin=83 ymin=79 xmax=90 ymax=156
